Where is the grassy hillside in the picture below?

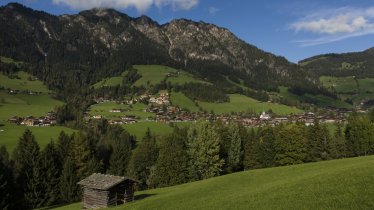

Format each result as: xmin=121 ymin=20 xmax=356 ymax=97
xmin=320 ymin=76 xmax=374 ymax=105
xmin=199 ymin=94 xmax=303 ymax=115
xmin=122 ymin=121 xmax=174 ymax=140
xmin=278 ymin=86 xmax=353 ymax=109
xmin=54 ymin=155 xmax=374 ymax=210
xmin=0 ymin=71 xmax=50 ymax=93
xmin=89 ymin=102 xmax=155 ymax=120
xmin=133 ymin=65 xmax=177 ymax=87
xmin=0 ymin=71 xmax=74 ymax=152
xmin=170 ymin=91 xmax=199 ymax=112
xmin=0 ymin=123 xmax=75 ymax=153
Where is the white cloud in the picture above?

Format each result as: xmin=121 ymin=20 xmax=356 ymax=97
xmin=290 ymin=7 xmax=374 ymax=46
xmin=208 ymin=6 xmax=219 ymax=15
xmin=52 ymin=0 xmax=198 ymax=13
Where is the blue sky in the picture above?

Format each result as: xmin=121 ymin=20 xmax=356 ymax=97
xmin=1 ymin=0 xmax=374 ymax=63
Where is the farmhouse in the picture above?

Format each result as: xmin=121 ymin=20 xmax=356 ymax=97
xmin=78 ymin=173 xmax=138 ymax=209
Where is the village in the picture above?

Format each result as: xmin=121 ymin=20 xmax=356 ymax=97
xmin=8 ymin=111 xmax=57 ymax=127
xmin=89 ymin=92 xmax=351 ymax=127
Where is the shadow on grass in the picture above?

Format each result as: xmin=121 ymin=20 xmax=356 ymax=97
xmin=135 ymin=193 xmax=156 ymax=201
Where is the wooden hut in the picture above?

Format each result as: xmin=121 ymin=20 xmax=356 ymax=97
xmin=78 ymin=173 xmax=138 ymax=209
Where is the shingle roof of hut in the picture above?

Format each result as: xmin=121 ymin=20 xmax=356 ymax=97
xmin=78 ymin=173 xmax=138 ymax=190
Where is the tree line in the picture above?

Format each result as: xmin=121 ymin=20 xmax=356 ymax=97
xmin=2 ymin=112 xmax=374 ymax=209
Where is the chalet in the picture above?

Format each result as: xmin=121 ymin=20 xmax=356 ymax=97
xmin=78 ymin=173 xmax=138 ymax=209
xmin=259 ymin=112 xmax=271 ymax=120
xmin=109 ymin=109 xmax=122 ymax=113
xmin=22 ymin=117 xmax=38 ymax=126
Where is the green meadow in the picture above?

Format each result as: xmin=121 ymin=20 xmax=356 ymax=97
xmin=53 ymin=155 xmax=374 ymax=210
xmin=89 ymin=102 xmax=155 ymax=120
xmin=0 ymin=123 xmax=75 ymax=153
xmin=320 ymin=76 xmax=374 ymax=105
xmin=0 ymin=71 xmax=50 ymax=93
xmin=170 ymin=91 xmax=199 ymax=112
xmin=198 ymin=94 xmax=303 ymax=115
xmin=0 ymin=92 xmax=63 ymax=120
xmin=278 ymin=86 xmax=352 ymax=109
xmin=0 ymin=71 xmax=74 ymax=152
xmin=133 ymin=65 xmax=177 ymax=87
xmin=166 ymin=71 xmax=208 ymax=85
xmin=122 ymin=121 xmax=174 ymax=140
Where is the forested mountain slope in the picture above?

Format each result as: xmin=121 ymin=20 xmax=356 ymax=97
xmin=0 ymin=3 xmax=320 ymax=94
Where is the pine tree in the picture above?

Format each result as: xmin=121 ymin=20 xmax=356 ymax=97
xmin=154 ymin=128 xmax=190 ymax=187
xmin=38 ymin=142 xmax=62 ymax=207
xmin=333 ymin=123 xmax=347 ymax=158
xmin=107 ymin=136 xmax=132 ymax=176
xmin=227 ymin=123 xmax=242 ymax=172
xmin=345 ymin=115 xmax=374 ymax=156
xmin=60 ymin=157 xmax=79 ymax=203
xmin=69 ymin=132 xmax=94 ymax=180
xmin=306 ymin=119 xmax=332 ymax=161
xmin=256 ymin=126 xmax=276 ymax=168
xmin=243 ymin=128 xmax=257 ymax=169
xmin=127 ymin=129 xmax=158 ymax=189
xmin=57 ymin=131 xmax=71 ymax=164
xmin=0 ymin=147 xmax=13 ymax=210
xmin=12 ymin=129 xmax=40 ymax=208
xmin=187 ymin=121 xmax=224 ymax=180
xmin=274 ymin=124 xmax=307 ymax=166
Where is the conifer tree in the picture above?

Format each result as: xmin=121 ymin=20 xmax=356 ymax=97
xmin=0 ymin=147 xmax=13 ymax=210
xmin=12 ymin=129 xmax=40 ymax=208
xmin=127 ymin=128 xmax=158 ymax=189
xmin=107 ymin=136 xmax=132 ymax=176
xmin=243 ymin=128 xmax=257 ymax=169
xmin=306 ymin=119 xmax=332 ymax=161
xmin=256 ymin=126 xmax=276 ymax=168
xmin=69 ymin=132 xmax=94 ymax=180
xmin=187 ymin=121 xmax=224 ymax=180
xmin=57 ymin=131 xmax=71 ymax=164
xmin=274 ymin=124 xmax=307 ymax=166
xmin=154 ymin=128 xmax=189 ymax=187
xmin=227 ymin=123 xmax=242 ymax=172
xmin=333 ymin=123 xmax=346 ymax=158
xmin=60 ymin=157 xmax=79 ymax=203
xmin=38 ymin=142 xmax=62 ymax=206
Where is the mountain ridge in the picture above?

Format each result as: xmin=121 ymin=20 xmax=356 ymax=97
xmin=0 ymin=2 xmax=319 ymax=95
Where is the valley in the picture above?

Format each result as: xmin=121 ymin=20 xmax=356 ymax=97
xmin=1 ymin=2 xmax=374 ymax=210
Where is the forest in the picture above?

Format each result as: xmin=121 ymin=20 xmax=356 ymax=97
xmin=1 ymin=111 xmax=374 ymax=209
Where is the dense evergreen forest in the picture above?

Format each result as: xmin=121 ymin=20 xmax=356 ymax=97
xmin=2 ymin=111 xmax=374 ymax=209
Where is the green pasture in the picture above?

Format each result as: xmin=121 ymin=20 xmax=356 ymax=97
xmin=170 ymin=91 xmax=199 ymax=112
xmin=198 ymin=94 xmax=303 ymax=115
xmin=89 ymin=102 xmax=155 ymax=120
xmin=53 ymin=155 xmax=374 ymax=210
xmin=0 ymin=123 xmax=75 ymax=153
xmin=0 ymin=71 xmax=50 ymax=93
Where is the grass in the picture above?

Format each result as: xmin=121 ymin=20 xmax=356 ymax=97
xmin=320 ymin=76 xmax=374 ymax=105
xmin=133 ymin=65 xmax=177 ymax=87
xmin=0 ymin=91 xmax=63 ymax=121
xmin=0 ymin=73 xmax=74 ymax=152
xmin=89 ymin=102 xmax=155 ymax=120
xmin=278 ymin=86 xmax=353 ymax=109
xmin=0 ymin=56 xmax=24 ymax=66
xmin=170 ymin=91 xmax=199 ymax=112
xmin=320 ymin=76 xmax=358 ymax=93
xmin=122 ymin=121 xmax=174 ymax=140
xmin=0 ymin=71 xmax=50 ymax=93
xmin=166 ymin=72 xmax=208 ymax=85
xmin=53 ymin=155 xmax=374 ymax=210
xmin=0 ymin=123 xmax=75 ymax=153
xmin=92 ymin=76 xmax=123 ymax=89
xmin=198 ymin=94 xmax=303 ymax=115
